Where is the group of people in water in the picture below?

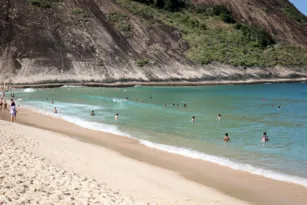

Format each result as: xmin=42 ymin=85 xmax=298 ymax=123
xmin=1 ymin=87 xmax=273 ymax=142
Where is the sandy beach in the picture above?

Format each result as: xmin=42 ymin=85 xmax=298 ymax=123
xmin=1 ymin=107 xmax=307 ymax=205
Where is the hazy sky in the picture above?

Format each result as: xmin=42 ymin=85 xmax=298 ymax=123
xmin=290 ymin=0 xmax=307 ymax=15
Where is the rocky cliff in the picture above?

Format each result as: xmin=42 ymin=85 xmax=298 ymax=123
xmin=0 ymin=0 xmax=306 ymax=84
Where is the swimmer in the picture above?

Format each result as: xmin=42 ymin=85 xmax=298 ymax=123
xmin=191 ymin=116 xmax=195 ymax=122
xmin=90 ymin=110 xmax=95 ymax=116
xmin=184 ymin=104 xmax=187 ymax=108
xmin=172 ymin=103 xmax=175 ymax=106
xmin=224 ymin=133 xmax=230 ymax=142
xmin=53 ymin=107 xmax=57 ymax=114
xmin=125 ymin=97 xmax=128 ymax=100
xmin=150 ymin=97 xmax=152 ymax=99
xmin=115 ymin=113 xmax=119 ymax=120
xmin=261 ymin=132 xmax=269 ymax=142
xmin=218 ymin=114 xmax=221 ymax=120
xmin=262 ymin=98 xmax=266 ymax=102
xmin=176 ymin=104 xmax=179 ymax=106
xmin=52 ymin=100 xmax=54 ymax=104
xmin=278 ymin=106 xmax=281 ymax=110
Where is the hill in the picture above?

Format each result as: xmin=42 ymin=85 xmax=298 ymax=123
xmin=0 ymin=0 xmax=307 ymax=84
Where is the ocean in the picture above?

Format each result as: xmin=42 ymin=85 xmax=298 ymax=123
xmin=11 ymin=83 xmax=307 ymax=187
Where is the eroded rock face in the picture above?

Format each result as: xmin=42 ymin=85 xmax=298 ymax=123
xmin=0 ymin=0 xmax=306 ymax=84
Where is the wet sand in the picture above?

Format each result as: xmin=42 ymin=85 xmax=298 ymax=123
xmin=1 ymin=107 xmax=307 ymax=205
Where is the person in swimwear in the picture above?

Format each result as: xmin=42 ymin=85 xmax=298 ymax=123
xmin=261 ymin=132 xmax=269 ymax=142
xmin=218 ymin=114 xmax=221 ymax=120
xmin=3 ymin=100 xmax=8 ymax=110
xmin=53 ymin=107 xmax=57 ymax=114
xmin=224 ymin=133 xmax=230 ymax=142
xmin=10 ymin=99 xmax=17 ymax=122
xmin=0 ymin=98 xmax=2 ymax=109
xmin=191 ymin=116 xmax=195 ymax=122
xmin=90 ymin=110 xmax=95 ymax=116
xmin=115 ymin=113 xmax=119 ymax=120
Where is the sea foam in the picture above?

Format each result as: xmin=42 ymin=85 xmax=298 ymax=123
xmin=23 ymin=88 xmax=36 ymax=93
xmin=140 ymin=140 xmax=307 ymax=188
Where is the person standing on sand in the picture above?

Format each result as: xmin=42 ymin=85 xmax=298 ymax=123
xmin=10 ymin=99 xmax=17 ymax=122
xmin=4 ymin=100 xmax=8 ymax=111
xmin=224 ymin=133 xmax=230 ymax=142
xmin=0 ymin=98 xmax=3 ymax=110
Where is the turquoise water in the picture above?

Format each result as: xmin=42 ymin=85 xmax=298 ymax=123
xmin=12 ymin=83 xmax=307 ymax=186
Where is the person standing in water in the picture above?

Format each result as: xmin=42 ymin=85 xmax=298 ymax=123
xmin=90 ymin=110 xmax=95 ymax=116
xmin=224 ymin=133 xmax=230 ymax=142
xmin=115 ymin=113 xmax=119 ymax=120
xmin=53 ymin=107 xmax=57 ymax=114
xmin=261 ymin=132 xmax=269 ymax=142
xmin=191 ymin=116 xmax=195 ymax=122
xmin=10 ymin=99 xmax=17 ymax=122
xmin=218 ymin=114 xmax=221 ymax=120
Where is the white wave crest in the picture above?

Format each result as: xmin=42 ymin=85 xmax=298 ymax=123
xmin=23 ymin=88 xmax=36 ymax=93
xmin=140 ymin=140 xmax=307 ymax=188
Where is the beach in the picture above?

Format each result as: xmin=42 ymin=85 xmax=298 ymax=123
xmin=0 ymin=111 xmax=252 ymax=205
xmin=1 ymin=106 xmax=307 ymax=205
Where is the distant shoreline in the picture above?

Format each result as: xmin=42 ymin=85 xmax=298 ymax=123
xmin=5 ymin=77 xmax=307 ymax=88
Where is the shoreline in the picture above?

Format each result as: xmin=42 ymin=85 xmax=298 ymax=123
xmin=4 ymin=77 xmax=307 ymax=88
xmin=1 ymin=107 xmax=307 ymax=205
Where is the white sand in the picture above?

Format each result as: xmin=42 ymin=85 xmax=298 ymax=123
xmin=0 ymin=120 xmax=251 ymax=205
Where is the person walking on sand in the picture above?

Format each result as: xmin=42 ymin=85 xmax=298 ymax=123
xmin=224 ymin=133 xmax=230 ymax=142
xmin=53 ymin=107 xmax=57 ymax=114
xmin=115 ymin=113 xmax=119 ymax=120
xmin=10 ymin=99 xmax=17 ymax=122
xmin=0 ymin=98 xmax=3 ymax=110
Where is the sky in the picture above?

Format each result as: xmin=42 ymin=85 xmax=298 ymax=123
xmin=290 ymin=0 xmax=307 ymax=15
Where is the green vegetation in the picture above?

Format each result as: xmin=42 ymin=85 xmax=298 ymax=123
xmin=136 ymin=58 xmax=149 ymax=67
xmin=119 ymin=0 xmax=307 ymax=67
xmin=29 ymin=0 xmax=56 ymax=8
xmin=234 ymin=23 xmax=275 ymax=48
xmin=282 ymin=5 xmax=307 ymax=25
xmin=133 ymin=0 xmax=187 ymax=11
xmin=72 ymin=8 xmax=90 ymax=21
xmin=106 ymin=12 xmax=132 ymax=32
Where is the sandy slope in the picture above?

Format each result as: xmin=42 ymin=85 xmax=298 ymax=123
xmin=0 ymin=120 xmax=251 ymax=205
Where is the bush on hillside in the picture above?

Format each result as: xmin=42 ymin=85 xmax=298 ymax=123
xmin=234 ymin=23 xmax=275 ymax=47
xmin=132 ymin=0 xmax=187 ymax=12
xmin=136 ymin=58 xmax=149 ymax=67
xmin=29 ymin=0 xmax=52 ymax=8
xmin=106 ymin=12 xmax=132 ymax=32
